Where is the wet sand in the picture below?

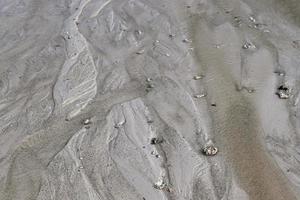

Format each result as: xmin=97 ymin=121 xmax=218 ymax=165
xmin=191 ymin=16 xmax=297 ymax=199
xmin=1 ymin=0 xmax=300 ymax=199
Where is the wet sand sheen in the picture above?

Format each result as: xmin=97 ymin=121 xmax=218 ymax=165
xmin=191 ymin=17 xmax=297 ymax=200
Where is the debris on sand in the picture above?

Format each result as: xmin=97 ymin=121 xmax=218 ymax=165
xmin=194 ymin=93 xmax=207 ymax=98
xmin=274 ymin=70 xmax=285 ymax=76
xmin=82 ymin=118 xmax=92 ymax=125
xmin=151 ymin=151 xmax=160 ymax=158
xmin=276 ymin=85 xmax=291 ymax=99
xmin=193 ymin=75 xmax=204 ymax=80
xmin=242 ymin=42 xmax=256 ymax=50
xmin=114 ymin=120 xmax=126 ymax=129
xmin=136 ymin=49 xmax=145 ymax=55
xmin=202 ymin=145 xmax=218 ymax=156
xmin=150 ymin=137 xmax=163 ymax=145
xmin=145 ymin=78 xmax=155 ymax=92
xmin=182 ymin=38 xmax=192 ymax=43
xmin=249 ymin=16 xmax=256 ymax=23
xmin=168 ymin=34 xmax=175 ymax=39
xmin=153 ymin=178 xmax=168 ymax=190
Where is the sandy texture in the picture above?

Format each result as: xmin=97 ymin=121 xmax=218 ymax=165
xmin=0 ymin=0 xmax=300 ymax=199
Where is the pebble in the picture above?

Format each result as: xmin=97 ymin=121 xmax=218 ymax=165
xmin=202 ymin=145 xmax=218 ymax=156
xmin=242 ymin=42 xmax=256 ymax=50
xmin=114 ymin=121 xmax=126 ymax=128
xmin=82 ymin=118 xmax=91 ymax=125
xmin=154 ymin=178 xmax=167 ymax=190
xmin=194 ymin=93 xmax=207 ymax=98
xmin=276 ymin=85 xmax=291 ymax=99
xmin=150 ymin=137 xmax=163 ymax=145
xmin=275 ymin=71 xmax=285 ymax=76
xmin=249 ymin=16 xmax=256 ymax=23
xmin=193 ymin=75 xmax=204 ymax=80
xmin=182 ymin=38 xmax=192 ymax=43
xmin=136 ymin=49 xmax=145 ymax=55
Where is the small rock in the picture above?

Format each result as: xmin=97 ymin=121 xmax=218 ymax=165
xmin=82 ymin=118 xmax=91 ymax=125
xmin=249 ymin=16 xmax=256 ymax=23
xmin=151 ymin=151 xmax=160 ymax=158
xmin=233 ymin=16 xmax=242 ymax=27
xmin=136 ymin=49 xmax=145 ymax=55
xmin=135 ymin=30 xmax=143 ymax=35
xmin=154 ymin=178 xmax=167 ymax=190
xmin=147 ymin=119 xmax=154 ymax=124
xmin=150 ymin=137 xmax=163 ymax=145
xmin=194 ymin=93 xmax=207 ymax=98
xmin=242 ymin=42 xmax=256 ymax=50
xmin=202 ymin=145 xmax=218 ymax=156
xmin=169 ymin=34 xmax=175 ymax=39
xmin=114 ymin=121 xmax=126 ymax=128
xmin=246 ymin=88 xmax=255 ymax=93
xmin=274 ymin=71 xmax=285 ymax=76
xmin=276 ymin=85 xmax=291 ymax=99
xmin=182 ymin=38 xmax=192 ymax=43
xmin=292 ymin=40 xmax=300 ymax=49
xmin=193 ymin=75 xmax=204 ymax=80
xmin=146 ymin=83 xmax=155 ymax=89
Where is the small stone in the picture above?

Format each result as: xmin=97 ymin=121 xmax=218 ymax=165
xmin=146 ymin=83 xmax=155 ymax=89
xmin=275 ymin=71 xmax=285 ymax=76
xmin=136 ymin=49 xmax=145 ymax=55
xmin=193 ymin=75 xmax=204 ymax=80
xmin=276 ymin=85 xmax=291 ymax=99
xmin=182 ymin=38 xmax=192 ymax=43
xmin=246 ymin=88 xmax=255 ymax=93
xmin=150 ymin=137 xmax=163 ymax=145
xmin=169 ymin=34 xmax=175 ymax=38
xmin=135 ymin=30 xmax=142 ymax=35
xmin=194 ymin=93 xmax=207 ymax=98
xmin=154 ymin=178 xmax=167 ymax=190
xmin=242 ymin=42 xmax=255 ymax=50
xmin=114 ymin=121 xmax=126 ymax=128
xmin=202 ymin=145 xmax=218 ymax=156
xmin=233 ymin=16 xmax=242 ymax=27
xmin=82 ymin=118 xmax=91 ymax=125
xmin=292 ymin=40 xmax=300 ymax=49
xmin=147 ymin=119 xmax=154 ymax=124
xmin=146 ymin=77 xmax=152 ymax=82
xmin=249 ymin=16 xmax=256 ymax=23
xmin=154 ymin=40 xmax=160 ymax=45
xmin=79 ymin=157 xmax=83 ymax=160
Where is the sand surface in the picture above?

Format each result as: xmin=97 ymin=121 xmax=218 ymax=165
xmin=1 ymin=0 xmax=300 ymax=199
